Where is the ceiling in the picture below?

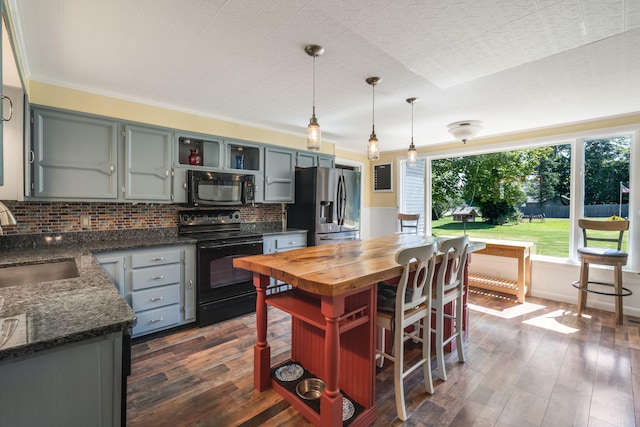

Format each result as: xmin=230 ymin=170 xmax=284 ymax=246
xmin=7 ymin=0 xmax=640 ymax=154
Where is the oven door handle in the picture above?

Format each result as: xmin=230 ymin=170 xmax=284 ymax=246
xmin=199 ymin=240 xmax=263 ymax=249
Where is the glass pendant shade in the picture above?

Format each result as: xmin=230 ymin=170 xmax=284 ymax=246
xmin=368 ymin=132 xmax=379 ymax=160
xmin=406 ymin=97 xmax=418 ymax=167
xmin=307 ymin=114 xmax=321 ymax=151
xmin=407 ymin=142 xmax=417 ymax=167
xmin=366 ymin=77 xmax=381 ymax=161
xmin=305 ymin=44 xmax=324 ymax=151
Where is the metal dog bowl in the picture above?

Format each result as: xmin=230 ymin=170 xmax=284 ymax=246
xmin=296 ymin=378 xmax=325 ymax=400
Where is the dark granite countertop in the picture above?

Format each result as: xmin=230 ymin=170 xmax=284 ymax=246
xmin=0 ymin=225 xmax=305 ymax=362
xmin=0 ymin=229 xmax=196 ymax=362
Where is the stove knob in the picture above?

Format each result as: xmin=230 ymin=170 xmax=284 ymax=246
xmin=234 ymin=213 xmax=240 ymax=220
xmin=228 ymin=213 xmax=234 ymax=220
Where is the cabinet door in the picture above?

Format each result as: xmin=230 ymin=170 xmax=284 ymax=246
xmin=31 ymin=108 xmax=118 ymax=199
xmin=317 ymin=155 xmax=335 ymax=168
xmin=182 ymin=245 xmax=196 ymax=322
xmin=262 ymin=236 xmax=275 ymax=254
xmin=123 ymin=124 xmax=172 ymax=201
xmin=96 ymin=255 xmax=126 ymax=295
xmin=296 ymin=151 xmax=316 ymax=168
xmin=263 ymin=146 xmax=295 ymax=203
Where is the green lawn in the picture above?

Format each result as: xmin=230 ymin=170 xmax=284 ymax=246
xmin=431 ymin=217 xmax=628 ymax=258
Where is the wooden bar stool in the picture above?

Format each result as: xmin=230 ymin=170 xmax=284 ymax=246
xmin=572 ymin=219 xmax=631 ymax=325
xmin=398 ymin=213 xmax=420 ymax=234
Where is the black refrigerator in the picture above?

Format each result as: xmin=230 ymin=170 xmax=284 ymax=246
xmin=288 ymin=167 xmax=361 ymax=246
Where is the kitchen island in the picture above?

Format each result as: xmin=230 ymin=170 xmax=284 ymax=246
xmin=234 ymin=234 xmax=484 ymax=426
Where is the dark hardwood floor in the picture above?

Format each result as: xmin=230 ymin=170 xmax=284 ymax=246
xmin=127 ymin=289 xmax=640 ymax=426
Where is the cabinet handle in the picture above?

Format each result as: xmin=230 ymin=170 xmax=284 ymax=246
xmin=152 ymin=257 xmax=165 ymax=261
xmin=1 ymin=95 xmax=13 ymax=121
xmin=149 ymin=318 xmax=164 ymax=323
xmin=29 ymin=149 xmax=35 ymax=164
xmin=150 ymin=296 xmax=164 ymax=302
xmin=110 ymin=164 xmax=115 ymax=173
xmin=151 ymin=275 xmax=165 ymax=280
xmin=188 ymin=279 xmax=193 ymax=289
xmin=165 ymin=169 xmax=169 ymax=177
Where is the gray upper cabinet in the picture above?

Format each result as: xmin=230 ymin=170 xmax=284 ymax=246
xmin=30 ymin=107 xmax=118 ymax=199
xmin=296 ymin=151 xmax=316 ymax=168
xmin=224 ymin=139 xmax=262 ymax=172
xmin=29 ymin=107 xmax=175 ymax=203
xmin=296 ymin=150 xmax=335 ymax=168
xmin=263 ymin=146 xmax=295 ymax=203
xmin=123 ymin=124 xmax=172 ymax=201
xmin=318 ymin=154 xmax=335 ymax=168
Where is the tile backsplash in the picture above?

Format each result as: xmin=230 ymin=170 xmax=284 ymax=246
xmin=0 ymin=201 xmax=283 ymax=235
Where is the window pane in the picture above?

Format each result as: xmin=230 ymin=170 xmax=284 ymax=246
xmin=583 ymin=136 xmax=630 ymax=251
xmin=402 ymin=158 xmax=425 ymax=234
xmin=431 ymin=144 xmax=571 ymax=257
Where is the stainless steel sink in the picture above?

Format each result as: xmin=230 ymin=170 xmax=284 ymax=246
xmin=0 ymin=260 xmax=80 ymax=288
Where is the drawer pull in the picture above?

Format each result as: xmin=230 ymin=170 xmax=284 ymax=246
xmin=149 ymin=317 xmax=164 ymax=323
xmin=151 ymin=257 xmax=165 ymax=261
xmin=151 ymin=275 xmax=165 ymax=280
xmin=150 ymin=296 xmax=164 ymax=302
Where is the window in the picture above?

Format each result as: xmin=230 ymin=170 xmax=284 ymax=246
xmin=399 ymin=158 xmax=425 ymax=234
xmin=400 ymin=134 xmax=634 ymax=262
xmin=583 ymin=136 xmax=630 ymax=251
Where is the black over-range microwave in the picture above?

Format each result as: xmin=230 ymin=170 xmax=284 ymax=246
xmin=187 ymin=170 xmax=255 ymax=206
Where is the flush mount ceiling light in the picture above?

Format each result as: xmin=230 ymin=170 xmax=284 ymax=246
xmin=305 ymin=44 xmax=324 ymax=151
xmin=366 ymin=76 xmax=381 ymax=161
xmin=406 ymin=97 xmax=418 ymax=167
xmin=447 ymin=120 xmax=482 ymax=144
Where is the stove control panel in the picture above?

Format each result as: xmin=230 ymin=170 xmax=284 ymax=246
xmin=179 ymin=209 xmax=241 ymax=226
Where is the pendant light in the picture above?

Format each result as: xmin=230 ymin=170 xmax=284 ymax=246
xmin=447 ymin=120 xmax=482 ymax=144
xmin=406 ymin=97 xmax=418 ymax=167
xmin=305 ymin=44 xmax=324 ymax=151
xmin=366 ymin=76 xmax=381 ymax=160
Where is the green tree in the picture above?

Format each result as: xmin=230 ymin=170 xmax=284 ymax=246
xmin=435 ymin=150 xmax=539 ymax=225
xmin=431 ymin=157 xmax=464 ymax=218
xmin=525 ymin=144 xmax=570 ymax=205
xmin=584 ymin=137 xmax=630 ymax=205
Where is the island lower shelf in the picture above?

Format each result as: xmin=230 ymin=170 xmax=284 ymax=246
xmin=264 ymin=287 xmax=377 ymax=426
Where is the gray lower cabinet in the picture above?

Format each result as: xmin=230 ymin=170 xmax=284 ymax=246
xmin=96 ymin=244 xmax=196 ymax=338
xmin=263 ymin=231 xmax=307 ymax=288
xmin=0 ymin=332 xmax=124 ymax=427
xmin=30 ymin=107 xmax=118 ymax=199
xmin=123 ymin=124 xmax=172 ymax=201
xmin=264 ymin=146 xmax=295 ymax=203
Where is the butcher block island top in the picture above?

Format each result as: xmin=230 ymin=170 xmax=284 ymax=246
xmin=234 ymin=233 xmax=484 ymax=297
xmin=233 ymin=234 xmax=485 ymax=426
